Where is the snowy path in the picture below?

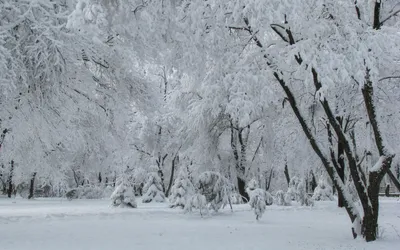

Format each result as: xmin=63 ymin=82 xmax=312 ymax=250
xmin=0 ymin=198 xmax=399 ymax=250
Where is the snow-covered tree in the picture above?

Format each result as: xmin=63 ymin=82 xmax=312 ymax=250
xmin=184 ymin=193 xmax=208 ymax=216
xmin=111 ymin=177 xmax=137 ymax=208
xmin=142 ymin=172 xmax=166 ymax=203
xmin=246 ymin=178 xmax=273 ymax=206
xmin=297 ymin=180 xmax=314 ymax=206
xmin=248 ymin=188 xmax=266 ymax=220
xmin=312 ymin=177 xmax=334 ymax=201
xmin=275 ymin=190 xmax=291 ymax=206
xmin=169 ymin=167 xmax=195 ymax=208
xmin=286 ymin=176 xmax=301 ymax=201
xmin=195 ymin=171 xmax=233 ymax=212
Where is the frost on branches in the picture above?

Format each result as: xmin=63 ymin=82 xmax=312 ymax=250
xmin=170 ymin=167 xmax=195 ymax=208
xmin=286 ymin=176 xmax=301 ymax=201
xmin=285 ymin=176 xmax=313 ymax=206
xmin=142 ymin=172 xmax=166 ymax=203
xmin=248 ymin=189 xmax=268 ymax=220
xmin=275 ymin=190 xmax=291 ymax=206
xmin=312 ymin=176 xmax=334 ymax=201
xmin=297 ymin=180 xmax=314 ymax=206
xmin=246 ymin=179 xmax=273 ymax=220
xmin=184 ymin=193 xmax=208 ymax=216
xmin=193 ymin=171 xmax=233 ymax=212
xmin=110 ymin=178 xmax=137 ymax=208
xmin=246 ymin=179 xmax=273 ymax=205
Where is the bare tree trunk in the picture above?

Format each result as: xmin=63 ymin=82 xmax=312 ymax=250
xmin=156 ymin=153 xmax=167 ymax=193
xmin=166 ymin=155 xmax=178 ymax=197
xmin=284 ymin=163 xmax=290 ymax=187
xmin=265 ymin=169 xmax=274 ymax=191
xmin=384 ymin=184 xmax=390 ymax=197
xmin=337 ymin=141 xmax=345 ymax=207
xmin=360 ymin=67 xmax=394 ymax=241
xmin=7 ymin=160 xmax=14 ymax=198
xmin=72 ymin=169 xmax=80 ymax=188
xmin=310 ymin=170 xmax=317 ymax=192
xmin=230 ymin=120 xmax=248 ymax=202
xmin=28 ymin=172 xmax=37 ymax=199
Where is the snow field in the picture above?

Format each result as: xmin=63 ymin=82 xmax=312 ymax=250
xmin=0 ymin=198 xmax=399 ymax=250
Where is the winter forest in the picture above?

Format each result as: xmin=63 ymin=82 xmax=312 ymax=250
xmin=1 ymin=0 xmax=400 ymax=249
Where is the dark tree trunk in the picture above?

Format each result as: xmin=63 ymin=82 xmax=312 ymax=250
xmin=284 ymin=163 xmax=290 ymax=186
xmin=363 ymin=172 xmax=381 ymax=242
xmin=72 ymin=169 xmax=80 ymax=188
xmin=265 ymin=169 xmax=273 ymax=191
xmin=156 ymin=154 xmax=168 ymax=193
xmin=360 ymin=67 xmax=394 ymax=241
xmin=28 ymin=172 xmax=37 ymax=199
xmin=384 ymin=184 xmax=390 ymax=197
xmin=337 ymin=139 xmax=345 ymax=207
xmin=310 ymin=171 xmax=317 ymax=192
xmin=230 ymin=120 xmax=248 ymax=202
xmin=165 ymin=155 xmax=178 ymax=197
xmin=237 ymin=177 xmax=249 ymax=202
xmin=7 ymin=160 xmax=14 ymax=198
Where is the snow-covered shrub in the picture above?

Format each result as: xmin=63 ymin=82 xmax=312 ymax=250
xmin=79 ymin=185 xmax=105 ymax=199
xmin=287 ymin=176 xmax=301 ymax=200
xmin=66 ymin=189 xmax=78 ymax=200
xmin=65 ymin=185 xmax=106 ymax=200
xmin=297 ymin=180 xmax=314 ymax=206
xmin=246 ymin=178 xmax=273 ymax=206
xmin=230 ymin=192 xmax=244 ymax=204
xmin=265 ymin=191 xmax=274 ymax=205
xmin=195 ymin=171 xmax=233 ymax=212
xmin=16 ymin=183 xmax=29 ymax=198
xmin=103 ymin=185 xmax=114 ymax=198
xmin=169 ymin=167 xmax=195 ymax=208
xmin=111 ymin=181 xmax=137 ymax=208
xmin=248 ymin=188 xmax=268 ymax=220
xmin=142 ymin=172 xmax=166 ymax=203
xmin=184 ymin=193 xmax=208 ymax=216
xmin=246 ymin=178 xmax=259 ymax=192
xmin=312 ymin=177 xmax=334 ymax=201
xmin=275 ymin=190 xmax=291 ymax=206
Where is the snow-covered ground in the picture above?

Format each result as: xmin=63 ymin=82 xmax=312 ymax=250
xmin=0 ymin=197 xmax=399 ymax=250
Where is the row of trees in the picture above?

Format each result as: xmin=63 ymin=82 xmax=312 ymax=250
xmin=1 ymin=0 xmax=400 ymax=242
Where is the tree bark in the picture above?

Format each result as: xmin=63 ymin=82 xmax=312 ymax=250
xmin=230 ymin=120 xmax=249 ymax=202
xmin=7 ymin=160 xmax=14 ymax=198
xmin=265 ymin=169 xmax=274 ymax=191
xmin=165 ymin=155 xmax=178 ymax=197
xmin=360 ymin=68 xmax=394 ymax=241
xmin=28 ymin=172 xmax=37 ymax=199
xmin=310 ymin=170 xmax=317 ymax=192
xmin=237 ymin=177 xmax=248 ymax=202
xmin=384 ymin=184 xmax=390 ymax=197
xmin=337 ymin=139 xmax=345 ymax=207
xmin=156 ymin=154 xmax=167 ymax=193
xmin=284 ymin=163 xmax=290 ymax=187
